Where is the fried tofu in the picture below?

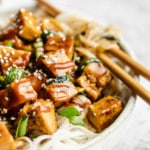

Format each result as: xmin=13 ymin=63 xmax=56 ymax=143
xmin=45 ymin=82 xmax=78 ymax=106
xmin=8 ymin=78 xmax=37 ymax=109
xmin=87 ymin=96 xmax=123 ymax=132
xmin=0 ymin=89 xmax=10 ymax=110
xmin=0 ymin=46 xmax=31 ymax=74
xmin=0 ymin=23 xmax=18 ymax=40
xmin=19 ymin=99 xmax=57 ymax=135
xmin=0 ymin=122 xmax=16 ymax=150
xmin=38 ymin=49 xmax=75 ymax=77
xmin=17 ymin=9 xmax=41 ymax=41
xmin=41 ymin=18 xmax=62 ymax=31
xmin=77 ymin=62 xmax=112 ymax=100
xmin=44 ymin=35 xmax=74 ymax=59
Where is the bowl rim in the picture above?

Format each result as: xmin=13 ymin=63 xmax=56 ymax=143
xmin=0 ymin=7 xmax=137 ymax=150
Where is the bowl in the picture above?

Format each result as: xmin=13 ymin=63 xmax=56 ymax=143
xmin=0 ymin=1 xmax=137 ymax=150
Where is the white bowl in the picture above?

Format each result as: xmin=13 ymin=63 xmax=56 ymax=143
xmin=0 ymin=2 xmax=137 ymax=150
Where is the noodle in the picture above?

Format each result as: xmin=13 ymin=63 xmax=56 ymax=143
xmin=16 ymin=120 xmax=97 ymax=150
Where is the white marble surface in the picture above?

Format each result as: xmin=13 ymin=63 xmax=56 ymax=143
xmin=0 ymin=0 xmax=150 ymax=150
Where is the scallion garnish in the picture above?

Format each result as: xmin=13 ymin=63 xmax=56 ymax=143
xmin=4 ymin=67 xmax=26 ymax=86
xmin=5 ymin=40 xmax=13 ymax=47
xmin=15 ymin=116 xmax=29 ymax=137
xmin=58 ymin=106 xmax=80 ymax=118
xmin=33 ymin=41 xmax=43 ymax=49
xmin=47 ymin=76 xmax=70 ymax=85
xmin=58 ymin=106 xmax=85 ymax=126
xmin=69 ymin=116 xmax=85 ymax=126
xmin=78 ymin=58 xmax=100 ymax=74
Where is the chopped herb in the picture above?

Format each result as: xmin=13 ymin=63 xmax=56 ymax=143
xmin=0 ymin=76 xmax=4 ymax=88
xmin=5 ymin=40 xmax=13 ymax=47
xmin=78 ymin=58 xmax=100 ymax=74
xmin=103 ymin=35 xmax=118 ymax=41
xmin=33 ymin=41 xmax=43 ymax=49
xmin=35 ymin=51 xmax=43 ymax=60
xmin=0 ymin=76 xmax=4 ymax=82
xmin=58 ymin=106 xmax=85 ymax=126
xmin=41 ymin=30 xmax=65 ymax=42
xmin=47 ymin=76 xmax=70 ymax=85
xmin=4 ymin=67 xmax=26 ymax=87
xmin=58 ymin=106 xmax=80 ymax=118
xmin=70 ymin=116 xmax=85 ymax=126
xmin=76 ymin=86 xmax=85 ymax=93
xmin=15 ymin=116 xmax=29 ymax=137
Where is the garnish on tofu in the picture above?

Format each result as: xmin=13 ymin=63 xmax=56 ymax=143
xmin=15 ymin=115 xmax=29 ymax=137
xmin=58 ymin=106 xmax=84 ymax=126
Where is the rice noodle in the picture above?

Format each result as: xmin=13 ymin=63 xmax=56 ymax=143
xmin=16 ymin=118 xmax=97 ymax=150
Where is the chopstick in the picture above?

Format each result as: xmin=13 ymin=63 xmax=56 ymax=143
xmin=106 ymin=48 xmax=150 ymax=80
xmin=36 ymin=0 xmax=150 ymax=104
xmin=36 ymin=0 xmax=61 ymax=17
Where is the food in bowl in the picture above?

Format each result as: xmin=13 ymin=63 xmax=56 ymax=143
xmin=0 ymin=9 xmax=134 ymax=150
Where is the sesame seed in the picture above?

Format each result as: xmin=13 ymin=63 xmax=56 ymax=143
xmin=10 ymin=117 xmax=16 ymax=120
xmin=11 ymin=50 xmax=15 ymax=55
xmin=4 ymin=97 xmax=9 ymax=101
xmin=19 ymin=25 xmax=23 ymax=30
xmin=2 ymin=48 xmax=7 ymax=54
xmin=19 ymin=30 xmax=23 ymax=35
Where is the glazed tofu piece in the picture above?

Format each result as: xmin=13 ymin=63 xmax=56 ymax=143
xmin=26 ymin=73 xmax=46 ymax=93
xmin=45 ymin=82 xmax=78 ymax=106
xmin=44 ymin=35 xmax=74 ymax=59
xmin=87 ymin=96 xmax=123 ymax=132
xmin=0 ymin=46 xmax=31 ymax=74
xmin=34 ymin=99 xmax=57 ymax=135
xmin=77 ymin=62 xmax=112 ymax=101
xmin=0 ymin=89 xmax=10 ymax=110
xmin=19 ymin=99 xmax=57 ymax=135
xmin=38 ymin=49 xmax=75 ymax=77
xmin=0 ymin=122 xmax=16 ymax=150
xmin=17 ymin=9 xmax=41 ymax=41
xmin=41 ymin=18 xmax=62 ymax=31
xmin=0 ymin=22 xmax=18 ymax=40
xmin=8 ymin=78 xmax=37 ymax=109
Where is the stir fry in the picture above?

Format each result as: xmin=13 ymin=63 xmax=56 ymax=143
xmin=0 ymin=9 xmax=124 ymax=149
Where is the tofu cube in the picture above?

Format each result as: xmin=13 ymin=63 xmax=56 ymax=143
xmin=18 ymin=9 xmax=41 ymax=41
xmin=38 ymin=49 xmax=75 ymax=77
xmin=0 ymin=46 xmax=31 ymax=74
xmin=9 ymin=78 xmax=37 ymax=108
xmin=77 ymin=63 xmax=111 ymax=100
xmin=45 ymin=82 xmax=78 ymax=106
xmin=87 ymin=96 xmax=123 ymax=132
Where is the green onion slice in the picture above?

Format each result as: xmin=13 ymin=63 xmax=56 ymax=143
xmin=15 ymin=116 xmax=29 ymax=138
xmin=4 ymin=67 xmax=26 ymax=86
xmin=69 ymin=116 xmax=85 ymax=126
xmin=58 ymin=106 xmax=80 ymax=118
xmin=78 ymin=58 xmax=100 ymax=74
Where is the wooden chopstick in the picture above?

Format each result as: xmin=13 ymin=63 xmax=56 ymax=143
xmin=106 ymin=48 xmax=150 ymax=80
xmin=36 ymin=0 xmax=61 ymax=17
xmin=97 ymin=52 xmax=150 ymax=105
xmin=36 ymin=0 xmax=150 ymax=104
